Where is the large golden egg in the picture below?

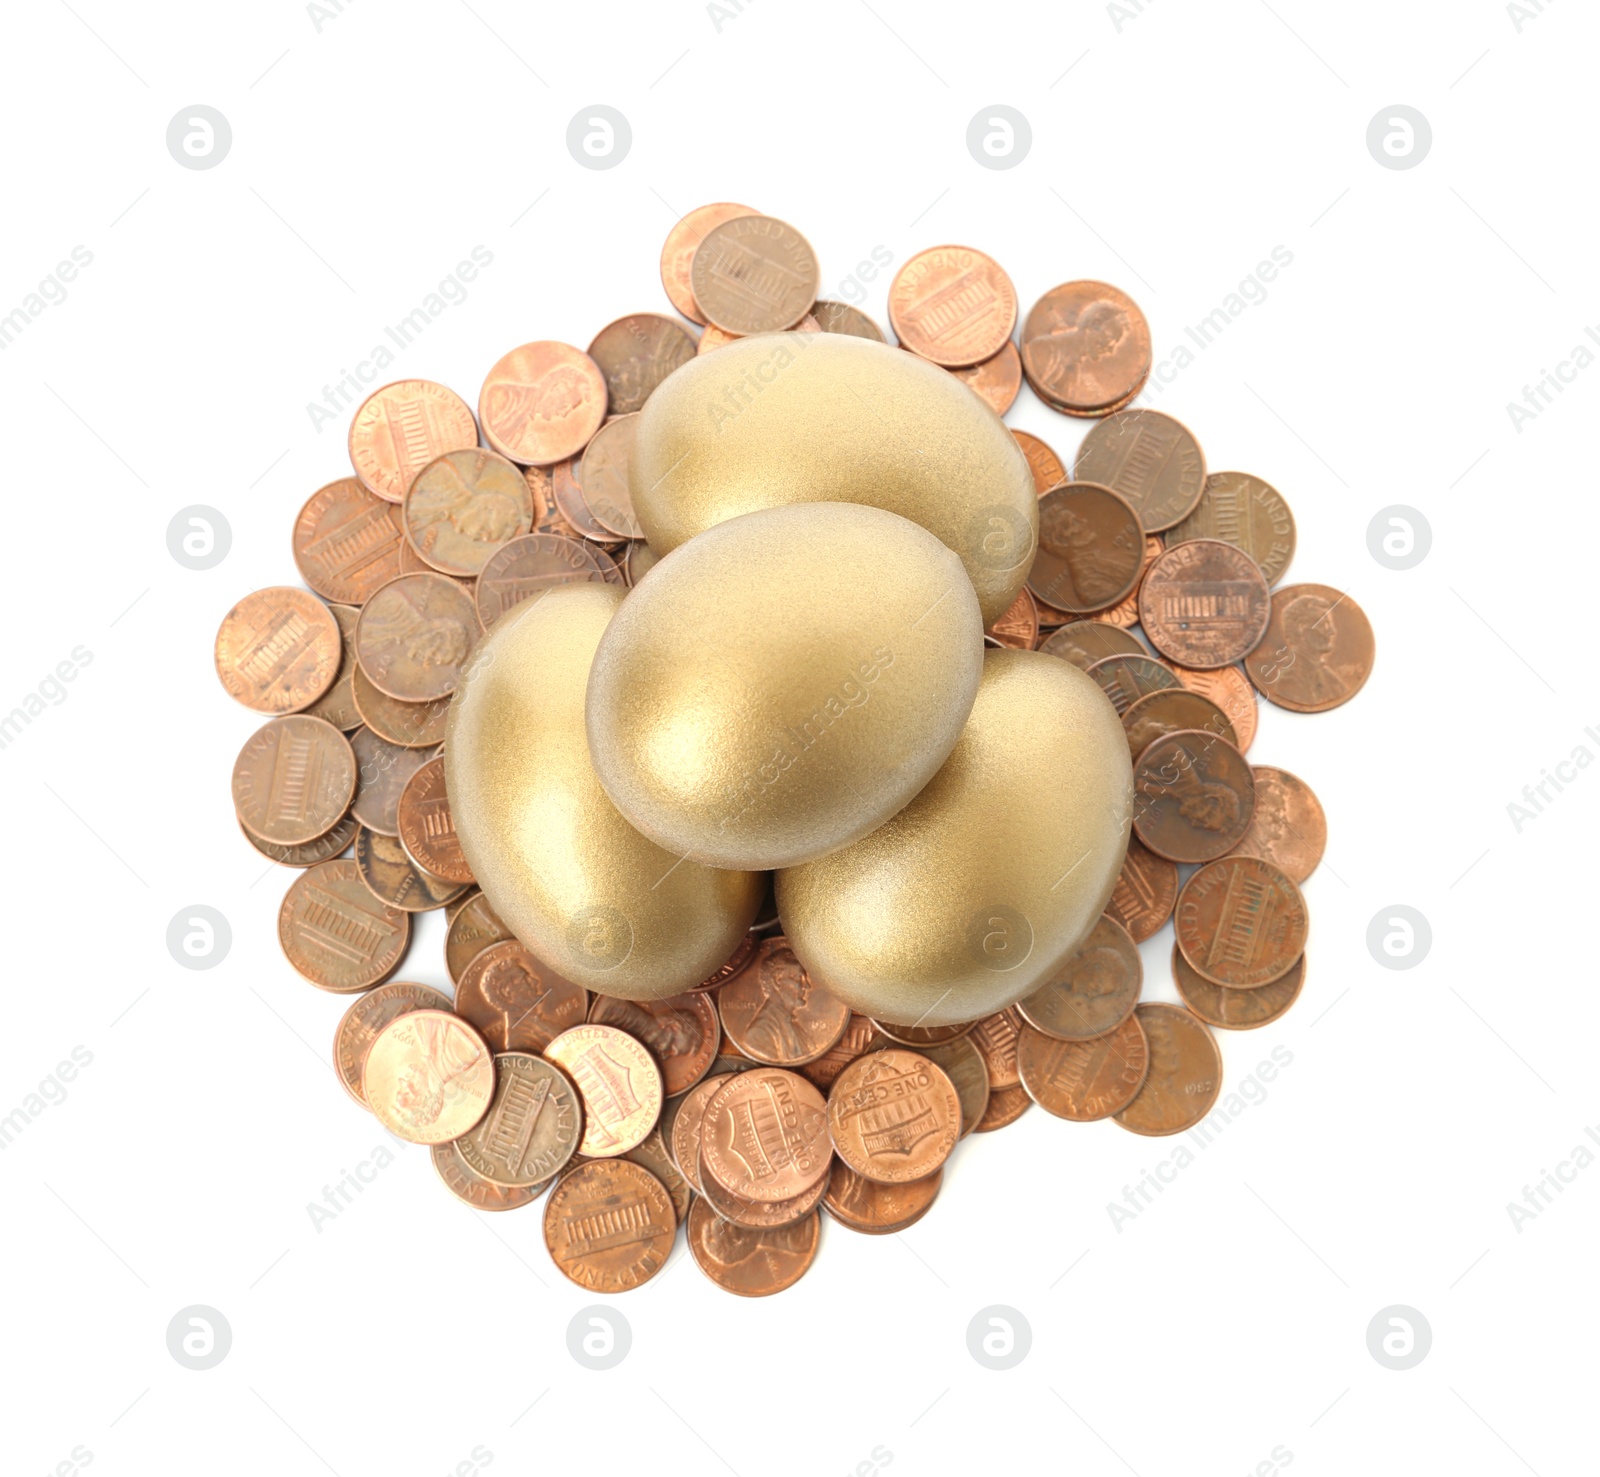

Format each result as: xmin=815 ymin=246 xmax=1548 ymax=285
xmin=629 ymin=332 xmax=1037 ymax=627
xmin=776 ymin=648 xmax=1132 ymax=1026
xmin=445 ymin=582 xmax=763 ymax=999
xmin=585 ymin=502 xmax=984 ymax=872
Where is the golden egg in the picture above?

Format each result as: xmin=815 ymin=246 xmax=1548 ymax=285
xmin=629 ymin=332 xmax=1037 ymax=627
xmin=585 ymin=501 xmax=984 ymax=872
xmin=776 ymin=648 xmax=1132 ymax=1026
xmin=445 ymin=582 xmax=763 ymax=999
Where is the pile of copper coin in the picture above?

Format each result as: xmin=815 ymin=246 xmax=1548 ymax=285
xmin=216 ymin=203 xmax=1374 ymax=1297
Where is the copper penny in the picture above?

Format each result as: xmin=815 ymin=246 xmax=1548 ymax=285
xmin=969 ymin=1006 xmax=1026 ymax=1091
xmin=348 ymin=380 xmax=478 ymax=504
xmin=619 ymin=1127 xmax=693 ymax=1227
xmin=549 ymin=454 xmax=612 ymax=542
xmin=587 ymin=314 xmax=697 ymax=415
xmin=700 ymin=1068 xmax=831 ymax=1202
xmin=1017 ymin=913 xmax=1142 ymax=1042
xmin=827 ymin=1049 xmax=961 ymax=1185
xmin=355 ymin=573 xmax=478 ymax=701
xmin=986 ymin=587 xmax=1038 ymax=650
xmin=915 ymin=1036 xmax=990 ymax=1137
xmin=403 ymin=448 xmax=534 ymax=577
xmin=543 ymin=1158 xmax=675 ymax=1293
xmin=578 ymin=414 xmax=643 ymax=539
xmin=1167 ymin=471 xmax=1296 ymax=587
xmin=800 ymin=1014 xmax=882 ymax=1092
xmin=824 ymin=1161 xmax=942 ymax=1235
xmin=669 ymin=1074 xmax=732 ymax=1194
xmin=1012 ymin=429 xmax=1065 ymax=494
xmin=949 ymin=340 xmax=1022 ymax=415
xmin=350 ymin=665 xmax=450 ymax=749
xmin=1089 ymin=534 xmax=1164 ymax=628
xmin=1074 ymin=409 xmax=1206 ymax=532
xmin=544 ymin=1024 xmax=663 ymax=1158
xmin=302 ymin=604 xmax=362 ymax=732
xmin=973 ymin=1085 xmax=1033 ymax=1133
xmin=232 ymin=715 xmax=355 ymax=846
xmin=1086 ymin=652 xmax=1180 ymax=716
xmin=432 ymin=1140 xmax=544 ymax=1212
xmin=697 ymin=1151 xmax=830 ymax=1231
xmin=349 ymin=728 xmax=439 ymax=835
xmin=588 ymin=991 xmax=720 ymax=1097
xmin=717 ymin=937 xmax=851 ymax=1067
xmin=1175 ymin=857 xmax=1309 ymax=988
xmin=810 ymin=299 xmax=886 ymax=341
xmin=696 ymin=323 xmax=741 ymax=356
xmin=333 ymin=980 xmax=452 ymax=1104
xmin=890 ymin=245 xmax=1017 ymax=367
xmin=456 ymin=1053 xmax=583 ymax=1187
xmin=1029 ymin=483 xmax=1144 ymax=614
xmin=363 ymin=1008 xmax=493 ymax=1143
xmin=445 ymin=894 xmax=514 ymax=984
xmin=475 ymin=532 xmax=606 ymax=629
xmin=479 ymin=341 xmax=607 ymax=466
xmin=1173 ymin=663 xmax=1259 ymax=752
xmin=1174 ymin=945 xmax=1306 ymax=1030
xmin=660 ymin=202 xmax=759 ymax=324
xmin=1021 ymin=281 xmax=1151 ymax=415
xmin=1133 ymin=730 xmax=1257 ymax=864
xmin=278 ymin=858 xmax=410 ymax=991
xmin=455 ymin=939 xmax=588 ymax=1053
xmin=1113 ymin=1003 xmax=1222 ymax=1137
xmin=396 ymin=755 xmax=472 ymax=885
xmin=1230 ymin=766 xmax=1327 ymax=883
xmin=1244 ymin=583 xmax=1375 ymax=713
xmin=1105 ymin=841 xmax=1178 ymax=944
xmin=1123 ymin=687 xmax=1237 ymax=764
xmin=354 ymin=826 xmax=471 ymax=912
xmin=293 ymin=479 xmax=409 ymax=605
xmin=687 ymin=1199 xmax=820 ymax=1297
xmin=1139 ymin=539 xmax=1271 ymax=669
xmin=241 ymin=812 xmax=357 ymax=869
xmin=1017 ymin=1014 xmax=1149 ymax=1122
xmin=214 ymin=587 xmax=341 ymax=715
xmin=872 ymin=1020 xmax=975 ymax=1048
xmin=690 ymin=214 xmax=819 ymax=334
xmin=689 ymin=933 xmax=756 ymax=993
xmin=625 ymin=540 xmax=661 ymax=586
xmin=522 ymin=464 xmax=553 ymax=526
xmin=1039 ymin=620 xmax=1145 ymax=671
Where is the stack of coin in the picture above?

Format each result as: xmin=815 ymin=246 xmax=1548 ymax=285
xmin=215 ymin=202 xmax=1370 ymax=1295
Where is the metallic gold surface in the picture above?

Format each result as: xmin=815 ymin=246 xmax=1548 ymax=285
xmin=585 ymin=503 xmax=984 ymax=871
xmin=777 ymin=649 xmax=1133 ymax=1026
xmin=445 ymin=582 xmax=764 ymax=999
xmin=629 ymin=332 xmax=1037 ymax=627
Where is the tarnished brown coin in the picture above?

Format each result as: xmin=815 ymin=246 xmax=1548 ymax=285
xmin=824 ymin=1161 xmax=941 ymax=1235
xmin=232 ymin=715 xmax=355 ymax=846
xmin=660 ymin=202 xmax=759 ymax=324
xmin=717 ymin=937 xmax=851 ymax=1067
xmin=1133 ymin=730 xmax=1257 ymax=864
xmin=1105 ymin=840 xmax=1179 ymax=944
xmin=1039 ymin=620 xmax=1146 ymax=671
xmin=828 ymin=1049 xmax=961 ymax=1185
xmin=350 ymin=665 xmax=450 ymax=749
xmin=363 ymin=1008 xmax=493 ymax=1143
xmin=1123 ymin=687 xmax=1237 ymax=763
xmin=691 ymin=214 xmax=819 ymax=334
xmin=403 ymin=448 xmax=533 ymax=577
xmin=544 ymin=1158 xmax=675 ymax=1293
xmin=1138 ymin=539 xmax=1271 ymax=669
xmin=215 ymin=587 xmax=341 ymax=715
xmin=1013 ymin=429 xmax=1066 ymax=494
xmin=690 ymin=933 xmax=757 ymax=993
xmin=396 ymin=755 xmax=472 ymax=885
xmin=549 ymin=455 xmax=611 ymax=542
xmin=1087 ymin=533 xmax=1163 ymax=628
xmin=1174 ymin=945 xmax=1306 ymax=1030
xmin=587 ymin=314 xmax=697 ymax=416
xmin=915 ymin=1036 xmax=990 ymax=1137
xmin=810 ymin=299 xmax=886 ymax=341
xmin=348 ymin=380 xmax=478 ymax=504
xmin=1074 ymin=409 xmax=1206 ymax=531
xmin=1173 ymin=663 xmax=1259 ymax=752
xmin=949 ymin=340 xmax=1022 ymax=415
xmin=872 ymin=1020 xmax=974 ymax=1048
xmin=456 ymin=939 xmax=588 ymax=1053
xmin=474 ymin=532 xmax=606 ymax=629
xmin=1230 ymin=766 xmax=1326 ymax=883
xmin=349 ymin=729 xmax=439 ymax=834
xmin=986 ymin=587 xmax=1039 ymax=650
xmin=687 ymin=1198 xmax=820 ymax=1297
xmin=456 ymin=1053 xmax=583 ymax=1187
xmin=1087 ymin=652 xmax=1180 ymax=716
xmin=432 ymin=1140 xmax=544 ymax=1211
xmin=302 ymin=604 xmax=361 ymax=732
xmin=1175 ymin=856 xmax=1309 ymax=988
xmin=701 ymin=1068 xmax=832 ymax=1202
xmin=697 ymin=1150 xmax=830 ymax=1231
xmin=890 ymin=245 xmax=1017 ymax=367
xmin=1244 ymin=584 xmax=1375 ymax=713
xmin=241 ymin=812 xmax=357 ymax=869
xmin=545 ymin=1024 xmax=663 ymax=1158
xmin=355 ymin=573 xmax=478 ymax=701
xmin=1021 ymin=281 xmax=1151 ymax=415
xmin=479 ymin=341 xmax=608 ymax=466
xmin=333 ymin=980 xmax=452 ymax=1104
xmin=1028 ymin=483 xmax=1144 ymax=614
xmin=354 ymin=826 xmax=471 ymax=912
xmin=1017 ymin=913 xmax=1142 ymax=1042
xmin=445 ymin=892 xmax=513 ymax=983
xmin=578 ymin=414 xmax=643 ymax=539
xmin=969 ymin=1006 xmax=1026 ymax=1091
xmin=800 ymin=1014 xmax=881 ymax=1092
xmin=1017 ymin=1014 xmax=1149 ymax=1121
xmin=278 ymin=858 xmax=410 ymax=991
xmin=293 ymin=479 xmax=409 ymax=605
xmin=589 ymin=991 xmax=720 ymax=1097
xmin=973 ymin=1084 xmax=1032 ymax=1133
xmin=624 ymin=540 xmax=660 ymax=586
xmin=1113 ymin=1003 xmax=1222 ymax=1136
xmin=1167 ymin=471 xmax=1296 ymax=586
xmin=668 ymin=1074 xmax=730 ymax=1194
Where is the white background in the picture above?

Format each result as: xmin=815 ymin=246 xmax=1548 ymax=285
xmin=3 ymin=2 xmax=1595 ymax=1474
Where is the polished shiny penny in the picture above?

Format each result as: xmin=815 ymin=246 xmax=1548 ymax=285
xmin=1028 ymin=483 xmax=1144 ymax=614
xmin=890 ymin=245 xmax=1017 ymax=367
xmin=872 ymin=1020 xmax=974 ymax=1048
xmin=278 ymin=858 xmax=410 ymax=991
xmin=479 ymin=341 xmax=607 ymax=466
xmin=589 ymin=991 xmax=720 ymax=1097
xmin=349 ymin=729 xmax=439 ymax=835
xmin=1040 ymin=620 xmax=1145 ymax=670
xmin=587 ymin=314 xmax=696 ymax=416
xmin=354 ymin=826 xmax=471 ymax=912
xmin=969 ymin=1006 xmax=1026 ymax=1091
xmin=432 ymin=1140 xmax=544 ymax=1211
xmin=1139 ymin=539 xmax=1271 ymax=669
xmin=475 ymin=532 xmax=606 ymax=628
xmin=302 ymin=604 xmax=362 ymax=732
xmin=1123 ymin=687 xmax=1237 ymax=763
xmin=363 ymin=1008 xmax=493 ymax=1144
xmin=1175 ymin=857 xmax=1309 ymax=988
xmin=355 ymin=573 xmax=478 ymax=701
xmin=241 ymin=812 xmax=357 ymax=869
xmin=215 ymin=587 xmax=341 ymax=715
xmin=949 ymin=340 xmax=1022 ymax=415
xmin=1105 ymin=839 xmax=1179 ymax=943
xmin=1113 ymin=1003 xmax=1222 ymax=1136
xmin=1086 ymin=652 xmax=1180 ymax=716
xmin=691 ymin=214 xmax=819 ymax=334
xmin=697 ymin=1150 xmax=829 ymax=1231
xmin=811 ymin=299 xmax=886 ymax=341
xmin=668 ymin=1074 xmax=730 ymax=1194
xmin=445 ymin=892 xmax=513 ymax=984
xmin=1230 ymin=766 xmax=1326 ymax=883
xmin=1074 ymin=409 xmax=1206 ymax=532
xmin=717 ymin=937 xmax=851 ymax=1067
xmin=828 ymin=1049 xmax=961 ymax=1185
xmin=660 ymin=202 xmax=759 ymax=324
xmin=915 ymin=1036 xmax=990 ymax=1137
xmin=1167 ymin=471 xmax=1296 ymax=586
xmin=799 ymin=1014 xmax=882 ymax=1092
xmin=578 ymin=414 xmax=643 ymax=539
xmin=1017 ymin=913 xmax=1142 ymax=1042
xmin=689 ymin=933 xmax=757 ymax=993
xmin=1013 ymin=429 xmax=1066 ymax=494
xmin=700 ymin=1068 xmax=831 ymax=1202
xmin=456 ymin=939 xmax=588 ymax=1053
xmin=545 ymin=1024 xmax=663 ymax=1158
xmin=1174 ymin=946 xmax=1306 ymax=1030
xmin=293 ymin=479 xmax=408 ymax=605
xmin=986 ymin=587 xmax=1038 ymax=650
xmin=456 ymin=1053 xmax=583 ymax=1187
xmin=1021 ymin=281 xmax=1151 ymax=415
xmin=824 ymin=1161 xmax=941 ymax=1235
xmin=232 ymin=714 xmax=355 ymax=848
xmin=973 ymin=1084 xmax=1032 ymax=1133
xmin=1017 ymin=1013 xmax=1149 ymax=1122
xmin=544 ymin=1158 xmax=675 ymax=1293
xmin=687 ymin=1198 xmax=820 ymax=1297
xmin=403 ymin=448 xmax=533 ymax=577
xmin=1133 ymin=730 xmax=1257 ymax=864
xmin=1173 ymin=663 xmax=1259 ymax=752
xmin=1244 ymin=583 xmax=1375 ymax=713
xmin=396 ymin=755 xmax=472 ymax=885
xmin=350 ymin=665 xmax=450 ymax=749
xmin=348 ymin=379 xmax=478 ymax=504
xmin=333 ymin=980 xmax=452 ymax=1104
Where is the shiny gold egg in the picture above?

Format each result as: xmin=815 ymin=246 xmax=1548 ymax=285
xmin=776 ymin=648 xmax=1133 ymax=1026
xmin=629 ymin=332 xmax=1037 ymax=627
xmin=445 ymin=582 xmax=763 ymax=999
xmin=585 ymin=501 xmax=984 ymax=872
